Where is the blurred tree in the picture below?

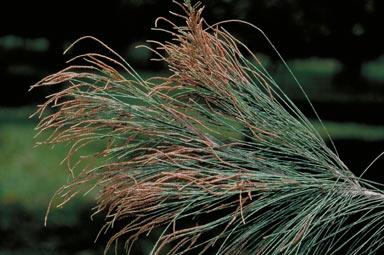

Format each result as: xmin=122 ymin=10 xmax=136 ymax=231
xmin=168 ymin=0 xmax=384 ymax=89
xmin=242 ymin=0 xmax=384 ymax=89
xmin=1 ymin=0 xmax=169 ymax=106
xmin=177 ymin=0 xmax=384 ymax=89
xmin=1 ymin=0 xmax=383 ymax=106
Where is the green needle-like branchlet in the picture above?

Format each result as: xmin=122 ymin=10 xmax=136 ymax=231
xmin=31 ymin=1 xmax=384 ymax=254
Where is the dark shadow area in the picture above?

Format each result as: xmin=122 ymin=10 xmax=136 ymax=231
xmin=333 ymin=139 xmax=384 ymax=185
xmin=297 ymin=101 xmax=384 ymax=125
xmin=2 ymin=0 xmax=384 ymax=107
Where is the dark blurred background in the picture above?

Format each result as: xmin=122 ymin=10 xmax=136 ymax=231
xmin=2 ymin=0 xmax=384 ymax=106
xmin=1 ymin=0 xmax=383 ymax=254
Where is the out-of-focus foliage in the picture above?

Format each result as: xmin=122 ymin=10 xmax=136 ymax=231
xmin=1 ymin=0 xmax=384 ymax=106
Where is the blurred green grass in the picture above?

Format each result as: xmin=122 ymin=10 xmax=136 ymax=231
xmin=364 ymin=55 xmax=384 ymax=82
xmin=0 ymin=107 xmax=98 ymax=209
xmin=312 ymin=121 xmax=384 ymax=141
xmin=258 ymin=55 xmax=384 ymax=103
xmin=1 ymin=56 xmax=384 ymax=209
xmin=1 ymin=105 xmax=383 ymax=209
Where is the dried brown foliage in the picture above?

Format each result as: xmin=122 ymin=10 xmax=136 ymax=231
xmin=30 ymin=1 xmax=384 ymax=254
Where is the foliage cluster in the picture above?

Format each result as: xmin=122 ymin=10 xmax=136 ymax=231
xmin=30 ymin=1 xmax=384 ymax=254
